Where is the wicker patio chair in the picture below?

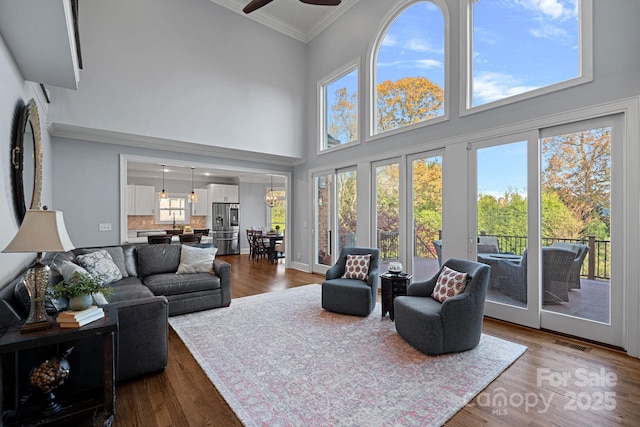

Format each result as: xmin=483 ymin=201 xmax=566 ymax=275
xmin=494 ymin=247 xmax=576 ymax=303
xmin=551 ymin=242 xmax=589 ymax=289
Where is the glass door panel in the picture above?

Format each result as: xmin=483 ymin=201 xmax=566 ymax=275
xmin=410 ymin=154 xmax=442 ymax=282
xmin=337 ymin=169 xmax=357 ymax=254
xmin=313 ymin=173 xmax=334 ymax=272
xmin=539 ymin=118 xmax=622 ymax=347
xmin=375 ymin=162 xmax=400 ymax=274
xmin=477 ymin=141 xmax=529 ymax=308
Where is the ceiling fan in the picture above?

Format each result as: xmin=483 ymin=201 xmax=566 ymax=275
xmin=243 ymin=0 xmax=341 ymax=14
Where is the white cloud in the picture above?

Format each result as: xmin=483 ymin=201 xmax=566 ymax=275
xmin=415 ymin=59 xmax=443 ymax=69
xmin=377 ymin=59 xmax=443 ymax=70
xmin=514 ymin=0 xmax=577 ymax=20
xmin=382 ymin=34 xmax=397 ymax=48
xmin=530 ymin=23 xmax=569 ymax=39
xmin=473 ymin=72 xmax=539 ymax=104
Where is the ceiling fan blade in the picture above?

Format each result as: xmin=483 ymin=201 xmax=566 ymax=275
xmin=243 ymin=0 xmax=274 ymax=14
xmin=299 ymin=0 xmax=342 ymax=5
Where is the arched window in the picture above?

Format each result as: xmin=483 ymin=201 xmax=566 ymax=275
xmin=372 ymin=1 xmax=446 ymax=137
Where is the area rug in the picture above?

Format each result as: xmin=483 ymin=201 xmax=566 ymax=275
xmin=169 ymin=284 xmax=526 ymax=426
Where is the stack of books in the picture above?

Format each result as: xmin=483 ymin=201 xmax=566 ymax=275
xmin=57 ymin=306 xmax=105 ymax=328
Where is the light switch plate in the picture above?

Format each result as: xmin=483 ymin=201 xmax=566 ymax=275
xmin=99 ymin=223 xmax=112 ymax=231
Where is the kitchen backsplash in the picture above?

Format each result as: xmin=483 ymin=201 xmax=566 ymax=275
xmin=128 ymin=215 xmax=207 ymax=230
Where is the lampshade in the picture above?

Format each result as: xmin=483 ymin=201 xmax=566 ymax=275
xmin=3 ymin=209 xmax=75 ymax=254
xmin=3 ymin=209 xmax=75 ymax=333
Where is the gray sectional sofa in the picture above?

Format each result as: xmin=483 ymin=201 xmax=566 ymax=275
xmin=0 ymin=243 xmax=231 ymax=382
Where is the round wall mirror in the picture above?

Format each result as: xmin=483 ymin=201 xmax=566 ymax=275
xmin=12 ymin=98 xmax=43 ymax=223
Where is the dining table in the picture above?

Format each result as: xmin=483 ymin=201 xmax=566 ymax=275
xmin=265 ymin=233 xmax=284 ymax=263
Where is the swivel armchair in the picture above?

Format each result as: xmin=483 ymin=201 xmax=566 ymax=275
xmin=321 ymin=247 xmax=380 ymax=316
xmin=393 ymin=258 xmax=490 ymax=355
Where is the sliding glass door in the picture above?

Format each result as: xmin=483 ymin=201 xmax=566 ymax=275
xmin=470 ymin=119 xmax=623 ymax=346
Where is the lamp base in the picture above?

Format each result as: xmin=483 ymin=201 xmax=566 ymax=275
xmin=20 ymin=261 xmax=52 ymax=334
xmin=21 ymin=319 xmax=51 ymax=333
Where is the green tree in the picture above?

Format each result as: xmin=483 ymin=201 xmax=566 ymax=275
xmin=338 ymin=171 xmax=357 ymax=238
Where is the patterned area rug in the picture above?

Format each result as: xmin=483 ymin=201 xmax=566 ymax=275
xmin=169 ymin=284 xmax=526 ymax=426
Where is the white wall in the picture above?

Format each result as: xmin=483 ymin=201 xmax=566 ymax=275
xmin=51 ymin=137 xmax=290 ymax=248
xmin=0 ymin=35 xmax=54 ymax=287
xmin=47 ymin=0 xmax=307 ymax=159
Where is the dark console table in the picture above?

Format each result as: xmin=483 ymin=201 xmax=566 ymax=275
xmin=381 ymin=273 xmax=412 ymax=321
xmin=0 ymin=308 xmax=117 ymax=426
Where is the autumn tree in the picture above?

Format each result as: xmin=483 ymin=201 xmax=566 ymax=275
xmin=328 ymin=87 xmax=357 ymax=145
xmin=376 ymin=76 xmax=444 ymax=133
xmin=542 ymin=127 xmax=611 ymax=236
xmin=412 ymin=159 xmax=442 ymax=255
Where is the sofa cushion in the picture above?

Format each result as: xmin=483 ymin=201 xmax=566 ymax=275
xmin=137 ymin=245 xmax=182 ymax=278
xmin=176 ymin=245 xmax=218 ymax=274
xmin=106 ymin=277 xmax=154 ymax=303
xmin=78 ymin=247 xmax=129 ymax=278
xmin=143 ymin=272 xmax=221 ymax=297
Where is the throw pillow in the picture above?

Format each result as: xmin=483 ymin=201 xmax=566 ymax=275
xmin=79 ymin=247 xmax=129 ymax=278
xmin=176 ymin=245 xmax=218 ymax=274
xmin=77 ymin=249 xmax=123 ymax=285
xmin=60 ymin=260 xmax=89 ymax=282
xmin=432 ymin=266 xmax=468 ymax=303
xmin=342 ymin=254 xmax=371 ymax=281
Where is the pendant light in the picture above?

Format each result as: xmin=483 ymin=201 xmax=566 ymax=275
xmin=159 ymin=165 xmax=168 ymax=199
xmin=189 ymin=167 xmax=198 ymax=203
xmin=265 ymin=176 xmax=277 ymax=208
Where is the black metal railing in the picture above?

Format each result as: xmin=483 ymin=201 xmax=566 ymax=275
xmin=365 ymin=230 xmax=610 ymax=280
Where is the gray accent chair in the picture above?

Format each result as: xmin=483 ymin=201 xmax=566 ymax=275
xmin=321 ymin=247 xmax=380 ymax=316
xmin=551 ymin=242 xmax=588 ymax=289
xmin=393 ymin=258 xmax=490 ymax=355
xmin=495 ymin=247 xmax=576 ymax=303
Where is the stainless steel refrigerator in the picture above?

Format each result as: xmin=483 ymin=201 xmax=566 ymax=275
xmin=211 ymin=203 xmax=240 ymax=255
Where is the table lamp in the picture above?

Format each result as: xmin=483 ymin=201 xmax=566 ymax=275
xmin=2 ymin=209 xmax=75 ymax=333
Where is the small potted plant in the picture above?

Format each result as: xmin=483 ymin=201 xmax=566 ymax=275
xmin=50 ymin=272 xmax=114 ymax=311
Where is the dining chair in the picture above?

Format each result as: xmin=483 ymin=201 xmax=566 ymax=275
xmin=148 ymin=235 xmax=172 ymax=244
xmin=179 ymin=234 xmax=202 ymax=244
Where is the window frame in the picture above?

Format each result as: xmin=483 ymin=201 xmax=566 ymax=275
xmin=367 ymin=0 xmax=450 ymax=142
xmin=318 ymin=58 xmax=361 ymax=155
xmin=460 ymin=0 xmax=594 ymax=116
xmin=156 ymin=194 xmax=190 ymax=225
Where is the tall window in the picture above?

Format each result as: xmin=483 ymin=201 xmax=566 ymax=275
xmin=470 ymin=0 xmax=586 ymax=108
xmin=269 ymin=190 xmax=286 ymax=232
xmin=321 ymin=64 xmax=358 ymax=151
xmin=374 ymin=1 xmax=445 ymax=135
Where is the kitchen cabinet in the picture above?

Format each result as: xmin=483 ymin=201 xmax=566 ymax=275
xmin=127 ymin=185 xmax=155 ymax=215
xmin=192 ymin=188 xmax=208 ymax=216
xmin=207 ymin=184 xmax=239 ymax=203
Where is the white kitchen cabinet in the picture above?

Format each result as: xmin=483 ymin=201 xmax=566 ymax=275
xmin=127 ymin=185 xmax=156 ymax=215
xmin=208 ymin=184 xmax=239 ymax=203
xmin=192 ymin=188 xmax=208 ymax=216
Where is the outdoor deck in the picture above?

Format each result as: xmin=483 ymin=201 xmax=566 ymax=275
xmin=380 ymin=257 xmax=610 ymax=324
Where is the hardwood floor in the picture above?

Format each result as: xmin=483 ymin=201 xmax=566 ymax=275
xmin=114 ymin=255 xmax=640 ymax=426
